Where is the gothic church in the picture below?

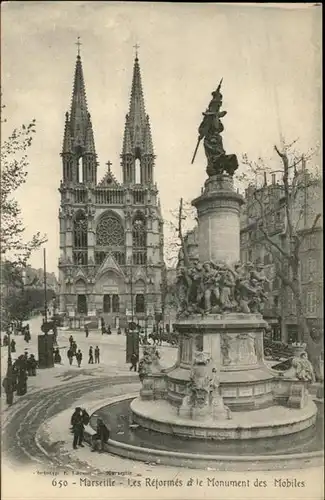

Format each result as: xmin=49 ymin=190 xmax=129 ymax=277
xmin=58 ymin=49 xmax=165 ymax=329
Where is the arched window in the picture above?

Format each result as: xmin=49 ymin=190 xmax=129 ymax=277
xmin=132 ymin=214 xmax=146 ymax=265
xmin=135 ymin=158 xmax=141 ymax=184
xmin=103 ymin=295 xmax=111 ymax=313
xmin=112 ymin=295 xmax=120 ymax=313
xmin=96 ymin=212 xmax=124 ymax=247
xmin=135 ymin=294 xmax=145 ymax=313
xmin=77 ymin=157 xmax=83 ymax=183
xmin=73 ymin=211 xmax=88 ymax=265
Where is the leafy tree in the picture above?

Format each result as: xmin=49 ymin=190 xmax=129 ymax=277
xmin=1 ymin=104 xmax=47 ymax=265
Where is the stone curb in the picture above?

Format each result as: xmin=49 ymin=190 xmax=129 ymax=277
xmin=82 ymin=394 xmax=324 ymax=472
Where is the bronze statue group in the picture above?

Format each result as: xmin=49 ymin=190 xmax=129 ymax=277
xmin=176 ymin=259 xmax=269 ymax=317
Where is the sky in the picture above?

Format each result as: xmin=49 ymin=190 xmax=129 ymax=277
xmin=1 ymin=2 xmax=321 ymax=273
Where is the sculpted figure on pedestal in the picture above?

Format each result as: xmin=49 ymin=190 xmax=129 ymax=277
xmin=209 ymin=368 xmax=231 ymax=419
xmin=191 ymin=80 xmax=239 ymax=177
xmin=175 ymin=259 xmax=268 ymax=317
xmin=138 ymin=346 xmax=162 ymax=384
xmin=291 ymin=352 xmax=316 ymax=383
xmin=188 ymin=352 xmax=211 ymax=408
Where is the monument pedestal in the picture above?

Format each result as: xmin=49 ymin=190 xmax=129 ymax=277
xmin=131 ymin=171 xmax=317 ymax=439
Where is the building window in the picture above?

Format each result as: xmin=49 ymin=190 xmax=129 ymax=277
xmin=135 ymin=294 xmax=145 ymax=313
xmin=306 ymin=291 xmax=317 ymax=315
xmin=112 ymin=251 xmax=125 ymax=265
xmin=96 ymin=213 xmax=124 ymax=246
xmin=112 ymin=295 xmax=120 ymax=313
xmin=307 ymin=258 xmax=316 ymax=277
xmin=95 ymin=251 xmax=106 ymax=265
xmin=77 ymin=295 xmax=87 ymax=315
xmin=77 ymin=157 xmax=83 ymax=183
xmin=103 ymin=295 xmax=111 ymax=313
xmin=287 ymin=325 xmax=298 ymax=343
xmin=135 ymin=159 xmax=141 ymax=184
xmin=73 ymin=211 xmax=88 ymax=265
xmin=132 ymin=214 xmax=146 ymax=265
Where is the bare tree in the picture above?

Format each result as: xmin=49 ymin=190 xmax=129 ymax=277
xmin=164 ymin=198 xmax=196 ymax=268
xmin=238 ymin=140 xmax=322 ymax=376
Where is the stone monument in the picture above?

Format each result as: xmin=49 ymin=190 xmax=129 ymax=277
xmin=131 ymin=82 xmax=317 ymax=440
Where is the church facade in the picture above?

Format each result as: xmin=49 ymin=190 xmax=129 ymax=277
xmin=58 ymin=50 xmax=165 ymax=329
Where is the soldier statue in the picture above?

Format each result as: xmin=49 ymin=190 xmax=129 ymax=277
xmin=192 ymin=80 xmax=238 ymax=178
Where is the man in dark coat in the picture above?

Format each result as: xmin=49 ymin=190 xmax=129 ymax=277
xmin=67 ymin=348 xmax=74 ymax=365
xmin=54 ymin=348 xmax=62 ymax=364
xmin=81 ymin=408 xmax=90 ymax=426
xmin=10 ymin=338 xmax=16 ymax=352
xmin=85 ymin=325 xmax=89 ymax=338
xmin=94 ymin=346 xmax=100 ymax=364
xmin=91 ymin=417 xmax=110 ymax=452
xmin=72 ymin=341 xmax=77 ymax=355
xmin=27 ymin=354 xmax=37 ymax=376
xmin=130 ymin=352 xmax=138 ymax=372
xmin=88 ymin=346 xmax=94 ymax=364
xmin=71 ymin=408 xmax=84 ymax=449
xmin=76 ymin=349 xmax=82 ymax=367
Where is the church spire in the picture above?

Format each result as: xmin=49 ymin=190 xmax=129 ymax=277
xmin=61 ymin=41 xmax=97 ymax=184
xmin=69 ymin=52 xmax=89 ymax=147
xmin=121 ymin=50 xmax=155 ymax=184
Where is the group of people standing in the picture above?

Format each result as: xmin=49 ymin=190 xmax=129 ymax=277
xmin=67 ymin=336 xmax=83 ymax=367
xmin=67 ymin=335 xmax=101 ymax=367
xmin=70 ymin=407 xmax=110 ymax=452
xmin=2 ymin=351 xmax=38 ymax=403
xmin=88 ymin=345 xmax=100 ymax=364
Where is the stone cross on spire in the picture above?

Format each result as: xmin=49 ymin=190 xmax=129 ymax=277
xmin=106 ymin=160 xmax=112 ymax=172
xmin=133 ymin=43 xmax=140 ymax=58
xmin=76 ymin=36 xmax=82 ymax=57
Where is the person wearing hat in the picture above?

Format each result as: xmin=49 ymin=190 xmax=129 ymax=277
xmin=91 ymin=416 xmax=110 ymax=452
xmin=71 ymin=407 xmax=84 ymax=449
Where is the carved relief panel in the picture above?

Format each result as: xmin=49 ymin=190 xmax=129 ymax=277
xmin=220 ymin=332 xmax=258 ymax=367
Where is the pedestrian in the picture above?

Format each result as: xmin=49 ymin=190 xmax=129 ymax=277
xmin=91 ymin=417 xmax=110 ymax=452
xmin=85 ymin=325 xmax=89 ymax=338
xmin=67 ymin=348 xmax=74 ymax=365
xmin=101 ymin=318 xmax=105 ymax=335
xmin=27 ymin=354 xmax=37 ymax=376
xmin=76 ymin=349 xmax=82 ymax=367
xmin=94 ymin=346 xmax=100 ymax=364
xmin=10 ymin=338 xmax=16 ymax=353
xmin=81 ymin=408 xmax=90 ymax=426
xmin=71 ymin=408 xmax=84 ymax=449
xmin=27 ymin=355 xmax=33 ymax=376
xmin=70 ymin=407 xmax=82 ymax=431
xmin=23 ymin=351 xmax=29 ymax=369
xmin=54 ymin=348 xmax=62 ymax=364
xmin=72 ymin=341 xmax=77 ymax=355
xmin=69 ymin=335 xmax=74 ymax=347
xmin=107 ymin=325 xmax=112 ymax=335
xmin=16 ymin=366 xmax=28 ymax=396
xmin=88 ymin=346 xmax=94 ymax=364
xmin=130 ymin=352 xmax=138 ymax=372
xmin=117 ymin=327 xmax=121 ymax=335
xmin=3 ymin=334 xmax=9 ymax=347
